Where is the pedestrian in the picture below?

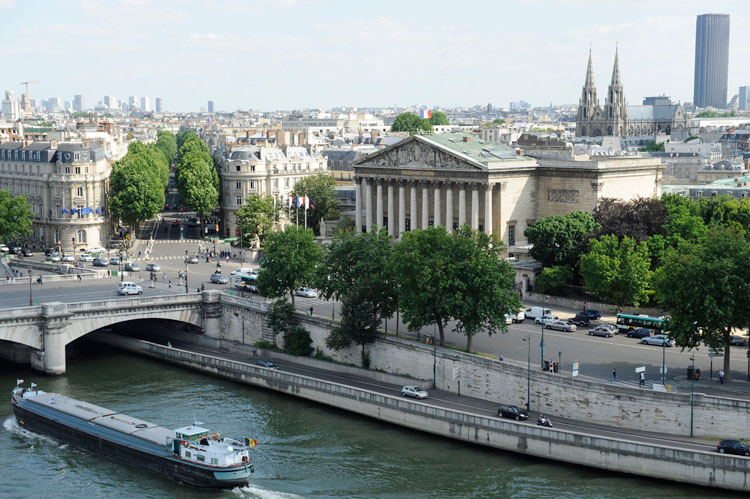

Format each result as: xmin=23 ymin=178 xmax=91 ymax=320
xmin=308 ymin=306 xmax=314 ymax=316
xmin=77 ymin=274 xmax=82 ymax=282
xmin=38 ymin=275 xmax=43 ymax=285
xmin=162 ymin=272 xmax=166 ymax=280
xmin=201 ymin=283 xmax=205 ymax=291
xmin=498 ymin=353 xmax=504 ymax=361
xmin=719 ymin=369 xmax=725 ymax=384
xmin=611 ymin=368 xmax=617 ymax=382
xmin=138 ymin=251 xmax=141 ymax=259
xmin=107 ymin=270 xmax=111 ymax=278
xmin=639 ymin=371 xmax=645 ymax=387
xmin=168 ymin=280 xmax=172 ymax=288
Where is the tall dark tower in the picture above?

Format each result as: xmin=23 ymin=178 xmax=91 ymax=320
xmin=604 ymin=47 xmax=627 ymax=136
xmin=693 ymin=13 xmax=730 ymax=109
xmin=576 ymin=49 xmax=599 ymax=137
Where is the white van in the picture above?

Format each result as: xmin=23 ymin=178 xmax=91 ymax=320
xmin=509 ymin=310 xmax=526 ymax=323
xmin=524 ymin=307 xmax=551 ymax=320
xmin=117 ymin=281 xmax=143 ymax=295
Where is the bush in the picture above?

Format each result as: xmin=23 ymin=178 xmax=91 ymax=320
xmin=535 ymin=266 xmax=573 ymax=294
xmin=283 ymin=324 xmax=313 ymax=356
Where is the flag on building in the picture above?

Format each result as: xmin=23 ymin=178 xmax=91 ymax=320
xmin=297 ymin=196 xmax=306 ymax=208
xmin=420 ymin=109 xmax=432 ymax=119
xmin=304 ymin=196 xmax=310 ymax=210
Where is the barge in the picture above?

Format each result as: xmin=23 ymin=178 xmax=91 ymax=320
xmin=11 ymin=384 xmax=254 ymax=488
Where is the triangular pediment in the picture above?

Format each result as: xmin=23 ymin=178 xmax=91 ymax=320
xmin=354 ymin=135 xmax=486 ymax=171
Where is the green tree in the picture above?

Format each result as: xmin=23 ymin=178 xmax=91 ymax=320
xmin=71 ymin=111 xmax=88 ymax=119
xmin=429 ymin=111 xmax=450 ymax=126
xmin=256 ymin=226 xmax=321 ymax=303
xmin=524 ymin=211 xmax=600 ymax=268
xmin=535 ymin=265 xmax=573 ymax=294
xmin=108 ymin=155 xmax=164 ymax=230
xmin=176 ymin=137 xmax=219 ymax=232
xmin=638 ymin=141 xmax=665 ymax=152
xmin=653 ymin=226 xmax=750 ymax=379
xmin=492 ymin=118 xmax=506 ymax=125
xmin=662 ymin=194 xmax=707 ymax=246
xmin=154 ymin=131 xmax=177 ymax=166
xmin=391 ymin=112 xmax=431 ymax=134
xmin=291 ymin=173 xmax=340 ymax=235
xmin=236 ymin=194 xmax=275 ymax=242
xmin=0 ymin=191 xmax=33 ymax=243
xmin=325 ymin=280 xmax=380 ymax=368
xmin=593 ymin=197 xmax=667 ymax=242
xmin=267 ymin=298 xmax=297 ymax=344
xmin=580 ymin=235 xmax=651 ymax=310
xmin=283 ymin=324 xmax=314 ymax=356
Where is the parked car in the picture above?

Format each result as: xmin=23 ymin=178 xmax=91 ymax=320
xmin=92 ymin=258 xmax=109 ymax=267
xmin=0 ymin=244 xmax=9 ymax=252
xmin=88 ymin=246 xmax=107 ymax=254
xmin=186 ymin=256 xmax=198 ymax=264
xmin=582 ymin=309 xmax=602 ymax=320
xmin=507 ymin=310 xmax=526 ymax=323
xmin=117 ymin=281 xmax=142 ymax=295
xmin=728 ymin=335 xmax=746 ymax=347
xmin=109 ymin=256 xmax=121 ymax=265
xmin=294 ymin=287 xmax=318 ymax=298
xmin=627 ymin=327 xmax=652 ymax=339
xmin=79 ymin=253 xmax=94 ymax=262
xmin=497 ymin=405 xmax=528 ymax=421
xmin=641 ymin=334 xmax=673 ymax=347
xmin=535 ymin=315 xmax=559 ymax=325
xmin=525 ymin=307 xmax=552 ymax=320
xmin=504 ymin=314 xmax=514 ymax=325
xmin=717 ymin=440 xmax=750 ymax=456
xmin=569 ymin=313 xmax=590 ymax=327
xmin=255 ymin=360 xmax=280 ymax=370
xmin=61 ymin=254 xmax=75 ymax=263
xmin=124 ymin=262 xmax=140 ymax=272
xmin=22 ymin=248 xmax=33 ymax=257
xmin=48 ymin=252 xmax=61 ymax=262
xmin=231 ymin=267 xmax=254 ymax=276
xmin=145 ymin=263 xmax=161 ymax=272
xmin=588 ymin=325 xmax=614 ymax=338
xmin=210 ymin=273 xmax=229 ymax=284
xmin=546 ymin=320 xmax=577 ymax=332
xmin=401 ymin=386 xmax=428 ymax=399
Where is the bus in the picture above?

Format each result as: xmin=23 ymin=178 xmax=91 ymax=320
xmin=615 ymin=313 xmax=668 ymax=335
xmin=232 ymin=273 xmax=258 ymax=293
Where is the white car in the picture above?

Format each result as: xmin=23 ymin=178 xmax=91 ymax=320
xmin=401 ymin=386 xmax=428 ymax=399
xmin=535 ymin=315 xmax=559 ymax=325
xmin=88 ymin=246 xmax=107 ymax=254
xmin=0 ymin=244 xmax=9 ymax=253
xmin=231 ymin=267 xmax=255 ymax=276
xmin=79 ymin=253 xmax=94 ymax=262
xmin=641 ymin=334 xmax=673 ymax=347
xmin=117 ymin=281 xmax=143 ymax=295
xmin=294 ymin=287 xmax=318 ymax=298
xmin=61 ymin=254 xmax=75 ymax=263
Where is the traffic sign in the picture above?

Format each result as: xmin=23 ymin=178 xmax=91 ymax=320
xmin=659 ymin=366 xmax=668 ymax=374
xmin=452 ymin=367 xmax=461 ymax=380
xmin=708 ymin=349 xmax=724 ymax=358
xmin=572 ymin=361 xmax=579 ymax=377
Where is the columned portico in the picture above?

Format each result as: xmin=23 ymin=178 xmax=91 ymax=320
xmin=376 ymin=181 xmax=384 ymax=230
xmin=355 ymin=178 xmax=362 ymax=233
xmin=387 ymin=183 xmax=395 ymax=236
xmin=445 ymin=184 xmax=454 ymax=233
xmin=484 ymin=184 xmax=493 ymax=235
xmin=433 ymin=183 xmax=441 ymax=227
xmin=398 ymin=183 xmax=406 ymax=237
xmin=365 ymin=178 xmax=373 ymax=231
xmin=458 ymin=184 xmax=466 ymax=227
xmin=421 ymin=182 xmax=429 ymax=230
xmin=471 ymin=184 xmax=479 ymax=230
xmin=410 ymin=182 xmax=417 ymax=232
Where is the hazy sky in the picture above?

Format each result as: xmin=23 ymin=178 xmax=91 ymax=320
xmin=2 ymin=0 xmax=749 ymax=112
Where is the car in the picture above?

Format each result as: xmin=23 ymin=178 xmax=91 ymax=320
xmin=598 ymin=323 xmax=619 ymax=334
xmin=124 ymin=262 xmax=141 ymax=272
xmin=79 ymin=254 xmax=94 ymax=262
xmin=497 ymin=405 xmax=528 ymax=421
xmin=210 ymin=273 xmax=229 ymax=284
xmin=641 ymin=334 xmax=673 ymax=347
xmin=535 ymin=315 xmax=559 ymax=325
xmin=507 ymin=311 xmax=526 ymax=323
xmin=145 ymin=263 xmax=161 ymax=272
xmin=255 ymin=360 xmax=279 ymax=370
xmin=589 ymin=325 xmax=614 ymax=338
xmin=504 ymin=314 xmax=514 ymax=325
xmin=728 ymin=335 xmax=746 ymax=347
xmin=92 ymin=258 xmax=109 ymax=267
xmin=231 ymin=267 xmax=255 ymax=276
xmin=88 ymin=246 xmax=107 ymax=254
xmin=186 ymin=256 xmax=198 ymax=264
xmin=9 ymin=246 xmax=22 ymax=254
xmin=717 ymin=440 xmax=750 ymax=456
xmin=627 ymin=327 xmax=652 ymax=339
xmin=294 ymin=287 xmax=318 ymax=298
xmin=401 ymin=386 xmax=428 ymax=399
xmin=0 ymin=244 xmax=9 ymax=252
xmin=109 ymin=256 xmax=121 ymax=265
xmin=61 ymin=254 xmax=75 ymax=263
xmin=525 ymin=307 xmax=552 ymax=320
xmin=117 ymin=281 xmax=143 ymax=295
xmin=171 ymin=219 xmax=179 ymax=226
xmin=569 ymin=313 xmax=590 ymax=327
xmin=48 ymin=252 xmax=61 ymax=262
xmin=582 ymin=310 xmax=602 ymax=320
xmin=22 ymin=248 xmax=33 ymax=257
xmin=546 ymin=320 xmax=577 ymax=332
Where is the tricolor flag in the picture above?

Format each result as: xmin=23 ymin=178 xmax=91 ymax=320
xmin=243 ymin=437 xmax=258 ymax=447
xmin=297 ymin=196 xmax=305 ymax=209
xmin=288 ymin=195 xmax=293 ymax=208
xmin=420 ymin=109 xmax=432 ymax=119
xmin=304 ymin=196 xmax=310 ymax=210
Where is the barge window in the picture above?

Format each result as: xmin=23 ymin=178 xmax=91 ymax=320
xmin=197 ymin=455 xmax=205 ymax=462
xmin=211 ymin=458 xmax=218 ymax=465
xmin=185 ymin=451 xmax=191 ymax=458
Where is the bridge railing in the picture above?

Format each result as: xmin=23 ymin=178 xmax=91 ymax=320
xmin=0 ymin=305 xmax=44 ymax=318
xmin=219 ymin=292 xmax=269 ymax=311
xmin=64 ymin=292 xmax=204 ymax=312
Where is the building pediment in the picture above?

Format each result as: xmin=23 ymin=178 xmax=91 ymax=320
xmin=354 ymin=136 xmax=486 ymax=171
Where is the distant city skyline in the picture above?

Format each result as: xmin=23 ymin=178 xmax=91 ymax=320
xmin=1 ymin=1 xmax=749 ymax=112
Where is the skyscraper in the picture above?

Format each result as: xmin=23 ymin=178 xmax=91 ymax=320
xmin=141 ymin=96 xmax=151 ymax=112
xmin=739 ymin=86 xmax=750 ymax=111
xmin=693 ymin=13 xmax=730 ymax=109
xmin=103 ymin=95 xmax=117 ymax=109
xmin=155 ymin=97 xmax=164 ymax=113
xmin=73 ymin=94 xmax=85 ymax=112
xmin=207 ymin=100 xmax=215 ymax=113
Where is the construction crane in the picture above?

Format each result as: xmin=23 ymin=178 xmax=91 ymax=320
xmin=20 ymin=80 xmax=38 ymax=119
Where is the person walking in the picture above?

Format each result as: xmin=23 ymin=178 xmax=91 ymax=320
xmin=719 ymin=369 xmax=725 ymax=384
xmin=639 ymin=371 xmax=645 ymax=387
xmin=611 ymin=368 xmax=617 ymax=382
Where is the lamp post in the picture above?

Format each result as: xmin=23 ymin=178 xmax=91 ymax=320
xmin=28 ymin=268 xmax=32 ymax=306
xmin=540 ymin=294 xmax=547 ymax=369
xmin=432 ymin=334 xmax=437 ymax=390
xmin=661 ymin=337 xmax=666 ymax=385
xmin=690 ymin=354 xmax=695 ymax=437
xmin=523 ymin=333 xmax=531 ymax=412
xmin=184 ymin=250 xmax=189 ymax=294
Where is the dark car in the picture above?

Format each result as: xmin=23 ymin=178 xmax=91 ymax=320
xmin=255 ymin=360 xmax=279 ymax=370
xmin=22 ymin=248 xmax=33 ymax=257
xmin=583 ymin=310 xmax=601 ymax=320
xmin=497 ymin=405 xmax=528 ymax=421
xmin=124 ymin=262 xmax=140 ymax=272
xmin=93 ymin=258 xmax=109 ymax=267
xmin=569 ymin=312 xmax=590 ymax=327
xmin=728 ymin=335 xmax=746 ymax=347
xmin=717 ymin=440 xmax=750 ymax=456
xmin=627 ymin=327 xmax=652 ymax=339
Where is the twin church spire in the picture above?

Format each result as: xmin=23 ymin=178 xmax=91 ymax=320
xmin=576 ymin=47 xmax=628 ymax=137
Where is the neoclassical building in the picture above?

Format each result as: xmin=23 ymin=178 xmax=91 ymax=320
xmin=353 ymin=133 xmax=664 ymax=255
xmin=0 ymin=141 xmax=111 ymax=251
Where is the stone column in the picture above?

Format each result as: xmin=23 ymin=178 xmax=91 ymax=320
xmin=376 ymin=180 xmax=384 ymax=230
xmin=484 ymin=184 xmax=493 ymax=235
xmin=410 ymin=182 xmax=417 ymax=232
xmin=354 ymin=178 xmax=362 ymax=233
xmin=433 ymin=182 xmax=441 ymax=228
xmin=365 ymin=178 xmax=373 ymax=232
xmin=202 ymin=289 xmax=223 ymax=342
xmin=387 ymin=182 xmax=395 ymax=236
xmin=471 ymin=184 xmax=479 ymax=230
xmin=398 ymin=182 xmax=406 ymax=237
xmin=421 ymin=182 xmax=430 ymax=230
xmin=445 ymin=183 xmax=454 ymax=233
xmin=458 ymin=183 xmax=466 ymax=227
xmin=39 ymin=302 xmax=71 ymax=375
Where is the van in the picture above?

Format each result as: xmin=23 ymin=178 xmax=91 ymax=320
xmin=524 ymin=307 xmax=551 ymax=320
xmin=117 ymin=281 xmax=143 ymax=295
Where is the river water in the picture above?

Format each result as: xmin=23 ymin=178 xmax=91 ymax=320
xmin=0 ymin=344 xmax=740 ymax=498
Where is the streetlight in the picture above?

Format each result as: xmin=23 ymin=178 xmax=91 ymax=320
xmin=523 ymin=333 xmax=531 ymax=412
xmin=184 ymin=250 xmax=189 ymax=293
xmin=661 ymin=336 xmax=667 ymax=385
xmin=540 ymin=294 xmax=547 ymax=369
xmin=28 ymin=268 xmax=32 ymax=306
xmin=432 ymin=334 xmax=437 ymax=390
xmin=690 ymin=354 xmax=695 ymax=437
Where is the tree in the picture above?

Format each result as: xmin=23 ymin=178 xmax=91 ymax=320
xmin=662 ymin=193 xmax=707 ymax=246
xmin=429 ymin=111 xmax=450 ymax=126
xmin=291 ymin=173 xmax=340 ymax=235
xmin=325 ymin=280 xmax=380 ymax=368
xmin=580 ymin=235 xmax=651 ymax=310
xmin=535 ymin=266 xmax=573 ymax=294
xmin=653 ymin=226 xmax=750 ymax=379
xmin=593 ymin=197 xmax=667 ymax=242
xmin=236 ymin=194 xmax=275 ymax=242
xmin=696 ymin=194 xmax=750 ymax=231
xmin=256 ymin=226 xmax=321 ymax=303
xmin=108 ymin=155 xmax=164 ymax=230
xmin=492 ymin=118 xmax=506 ymax=125
xmin=638 ymin=141 xmax=665 ymax=152
xmin=0 ymin=191 xmax=33 ymax=243
xmin=176 ymin=137 xmax=219 ymax=231
xmin=267 ymin=299 xmax=297 ymax=344
xmin=524 ymin=211 xmax=600 ymax=268
xmin=391 ymin=112 xmax=431 ymax=134
xmin=154 ymin=131 xmax=177 ymax=166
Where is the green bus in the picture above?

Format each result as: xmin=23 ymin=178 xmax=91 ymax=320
xmin=232 ymin=273 xmax=258 ymax=293
xmin=615 ymin=313 xmax=668 ymax=335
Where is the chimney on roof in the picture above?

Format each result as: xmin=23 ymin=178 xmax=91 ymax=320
xmin=463 ymin=136 xmax=471 ymax=143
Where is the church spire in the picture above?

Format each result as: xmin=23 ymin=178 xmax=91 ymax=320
xmin=610 ymin=43 xmax=621 ymax=86
xmin=604 ymin=44 xmax=627 ymax=136
xmin=585 ymin=46 xmax=595 ymax=88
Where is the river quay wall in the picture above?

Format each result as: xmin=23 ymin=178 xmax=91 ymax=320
xmin=93 ymin=332 xmax=750 ymax=493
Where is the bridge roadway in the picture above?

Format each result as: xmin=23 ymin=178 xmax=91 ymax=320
xmin=150 ymin=335 xmax=720 ymax=456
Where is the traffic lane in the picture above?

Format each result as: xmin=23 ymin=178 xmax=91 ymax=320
xmin=0 ymin=280 xmax=178 ymax=308
xmin=159 ymin=338 xmax=718 ymax=454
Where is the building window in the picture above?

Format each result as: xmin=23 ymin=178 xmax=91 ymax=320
xmin=77 ymin=187 xmax=84 ymax=196
xmin=75 ymin=167 xmax=81 ymax=174
xmin=251 ymin=165 xmax=255 ymax=172
xmin=273 ymin=179 xmax=278 ymax=188
xmin=185 ymin=451 xmax=191 ymax=458
xmin=508 ymin=225 xmax=516 ymax=247
xmin=236 ymin=197 xmax=242 ymax=205
xmin=77 ymin=229 xmax=87 ymax=243
xmin=236 ymin=165 xmax=241 ymax=172
xmin=249 ymin=180 xmax=255 ymax=189
xmin=65 ymin=167 xmax=71 ymax=174
xmin=235 ymin=181 xmax=241 ymax=189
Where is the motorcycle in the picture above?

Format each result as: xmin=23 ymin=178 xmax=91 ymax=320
xmin=536 ymin=416 xmax=553 ymax=427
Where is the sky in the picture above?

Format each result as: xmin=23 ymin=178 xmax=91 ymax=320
xmin=2 ymin=0 xmax=749 ymax=112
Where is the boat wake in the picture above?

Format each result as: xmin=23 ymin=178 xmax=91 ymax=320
xmin=232 ymin=483 xmax=303 ymax=499
xmin=3 ymin=416 xmax=59 ymax=446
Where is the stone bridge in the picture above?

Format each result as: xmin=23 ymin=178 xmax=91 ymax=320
xmin=0 ymin=290 xmax=268 ymax=374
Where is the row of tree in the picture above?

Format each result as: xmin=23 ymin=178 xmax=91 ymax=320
xmin=390 ymin=111 xmax=450 ymax=134
xmin=175 ymin=129 xmax=219 ymax=234
xmin=109 ymin=131 xmax=176 ymax=230
xmin=526 ymin=194 xmax=750 ymax=376
xmin=0 ymin=190 xmax=33 ymax=243
xmin=256 ymin=225 xmax=521 ymax=366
